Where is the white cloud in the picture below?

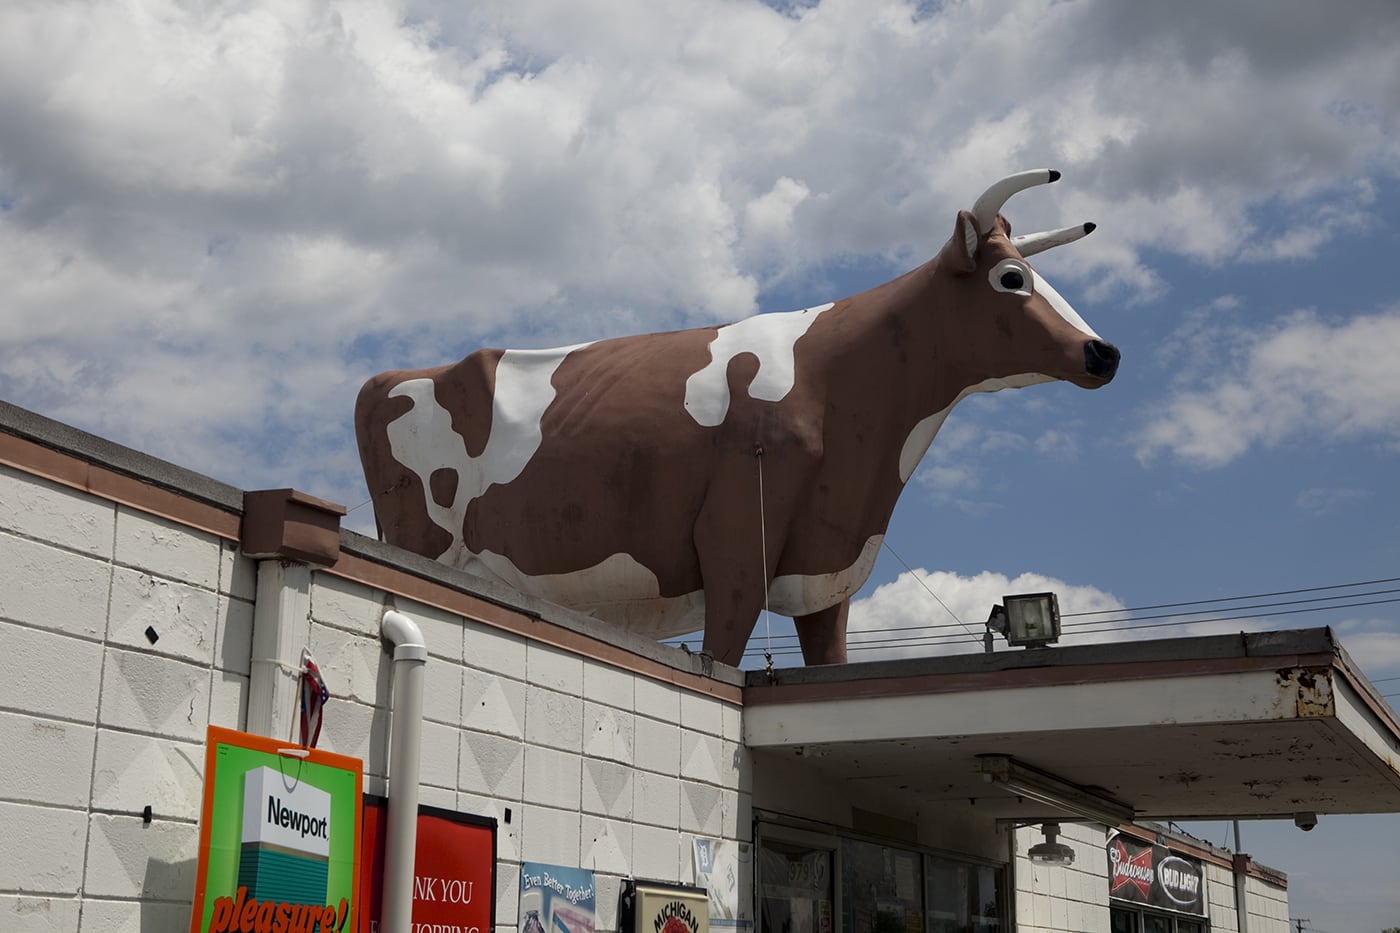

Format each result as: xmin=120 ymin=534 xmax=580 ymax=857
xmin=847 ymin=568 xmax=1127 ymax=660
xmin=1137 ymin=308 xmax=1400 ymax=467
xmin=0 ymin=0 xmax=1397 ymax=508
xmin=1295 ymin=487 xmax=1370 ymax=517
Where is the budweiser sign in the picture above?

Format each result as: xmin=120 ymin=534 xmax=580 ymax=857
xmin=1106 ymin=834 xmax=1204 ymax=916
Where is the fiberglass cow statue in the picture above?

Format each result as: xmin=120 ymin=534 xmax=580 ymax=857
xmin=356 ymin=169 xmax=1119 ymax=667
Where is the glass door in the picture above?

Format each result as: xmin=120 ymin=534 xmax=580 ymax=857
xmin=759 ymin=837 xmax=835 ymax=933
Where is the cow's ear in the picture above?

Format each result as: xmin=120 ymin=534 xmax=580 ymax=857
xmin=938 ymin=210 xmax=979 ymax=275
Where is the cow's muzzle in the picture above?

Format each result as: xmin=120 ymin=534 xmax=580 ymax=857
xmin=1084 ymin=340 xmax=1120 ymax=381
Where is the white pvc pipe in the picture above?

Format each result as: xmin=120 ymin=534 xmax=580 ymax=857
xmin=381 ymin=610 xmax=428 ymax=933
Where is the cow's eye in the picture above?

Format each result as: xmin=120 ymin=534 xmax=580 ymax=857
xmin=989 ymin=258 xmax=1033 ymax=296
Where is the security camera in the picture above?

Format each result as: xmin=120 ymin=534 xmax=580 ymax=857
xmin=1293 ymin=812 xmax=1318 ymax=831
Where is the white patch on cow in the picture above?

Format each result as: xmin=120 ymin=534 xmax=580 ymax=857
xmin=768 ymin=535 xmax=883 ymax=617
xmin=683 ymin=303 xmax=834 ymax=426
xmin=897 ymin=376 xmax=1053 ymax=483
xmin=474 ymin=549 xmax=707 ymax=637
xmin=1032 ymin=270 xmax=1099 ymax=339
xmin=384 ymin=344 xmax=587 ymax=564
xmin=466 ymin=534 xmax=883 ymax=639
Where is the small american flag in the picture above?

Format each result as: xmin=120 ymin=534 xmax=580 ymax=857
xmin=298 ymin=654 xmax=329 ymax=748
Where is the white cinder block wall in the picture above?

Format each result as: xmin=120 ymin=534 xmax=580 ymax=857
xmin=0 ymin=458 xmax=748 ymax=933
xmin=1245 ymin=874 xmax=1291 ymax=932
xmin=1013 ymin=822 xmax=1111 ymax=933
xmin=0 ymin=465 xmax=255 ymax=932
xmin=1205 ymin=862 xmax=1242 ymax=933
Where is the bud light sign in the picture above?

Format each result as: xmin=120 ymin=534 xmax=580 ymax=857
xmin=1106 ymin=833 xmax=1204 ymax=916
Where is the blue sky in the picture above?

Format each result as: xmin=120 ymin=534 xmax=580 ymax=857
xmin=1 ymin=0 xmax=1397 ymax=928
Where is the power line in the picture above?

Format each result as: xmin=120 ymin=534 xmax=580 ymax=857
xmin=1063 ymin=588 xmax=1400 ymax=628
xmin=689 ymin=584 xmax=1400 ymax=652
xmin=1064 ymin=596 xmax=1400 ymax=636
xmin=672 ymin=573 xmax=1400 ymax=664
xmin=732 ymin=595 xmax=1400 ymax=661
xmin=1063 ymin=576 xmax=1400 ymax=618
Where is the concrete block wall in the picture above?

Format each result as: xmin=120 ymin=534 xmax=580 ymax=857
xmin=1204 ymin=861 xmax=1241 ymax=933
xmin=1013 ymin=822 xmax=1111 ymax=933
xmin=0 ymin=464 xmax=255 ymax=932
xmin=1244 ymin=873 xmax=1291 ymax=933
xmin=301 ymin=570 xmax=750 ymax=933
xmin=0 ymin=456 xmax=750 ymax=933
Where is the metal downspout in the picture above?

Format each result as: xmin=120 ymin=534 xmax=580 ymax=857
xmin=1233 ymin=820 xmax=1251 ymax=933
xmin=381 ymin=610 xmax=427 ymax=933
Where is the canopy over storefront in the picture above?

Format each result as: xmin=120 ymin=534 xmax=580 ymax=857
xmin=743 ymin=628 xmax=1400 ymax=823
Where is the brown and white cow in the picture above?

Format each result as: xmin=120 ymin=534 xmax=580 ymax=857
xmin=356 ymin=170 xmax=1119 ymax=666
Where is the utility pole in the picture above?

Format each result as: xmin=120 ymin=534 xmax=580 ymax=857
xmin=1293 ymin=918 xmax=1310 ymax=933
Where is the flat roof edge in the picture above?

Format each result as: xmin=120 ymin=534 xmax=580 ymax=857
xmin=0 ymin=399 xmax=245 ymax=513
xmin=747 ymin=628 xmax=1341 ymax=690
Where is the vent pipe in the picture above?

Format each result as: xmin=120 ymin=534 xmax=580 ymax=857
xmin=380 ymin=610 xmax=427 ymax=933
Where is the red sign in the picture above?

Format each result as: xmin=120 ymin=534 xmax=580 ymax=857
xmin=359 ymin=796 xmax=497 ymax=933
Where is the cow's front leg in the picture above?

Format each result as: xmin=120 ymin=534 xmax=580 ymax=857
xmin=693 ymin=465 xmax=794 ymax=668
xmin=694 ymin=523 xmax=778 ymax=668
xmin=794 ymin=601 xmax=849 ymax=665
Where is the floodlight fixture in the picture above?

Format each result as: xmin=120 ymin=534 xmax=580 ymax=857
xmin=1027 ymin=822 xmax=1075 ymax=867
xmin=985 ymin=592 xmax=1062 ymax=651
xmin=978 ymin=755 xmax=1135 ymax=827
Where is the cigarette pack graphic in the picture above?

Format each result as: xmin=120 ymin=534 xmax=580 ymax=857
xmin=238 ymin=766 xmax=331 ymax=907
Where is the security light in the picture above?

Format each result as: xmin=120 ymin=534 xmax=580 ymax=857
xmin=1004 ymin=592 xmax=1060 ymax=646
xmin=985 ymin=592 xmax=1062 ymax=650
xmin=1027 ymin=822 xmax=1075 ymax=867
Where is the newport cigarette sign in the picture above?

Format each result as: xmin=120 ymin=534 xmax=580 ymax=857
xmin=191 ymin=726 xmax=363 ymax=933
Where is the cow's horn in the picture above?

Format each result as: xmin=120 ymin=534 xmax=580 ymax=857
xmin=1012 ymin=222 xmax=1095 ymax=258
xmin=970 ymin=169 xmax=1060 ymax=236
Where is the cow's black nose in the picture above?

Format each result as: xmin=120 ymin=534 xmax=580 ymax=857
xmin=1085 ymin=340 xmax=1120 ymax=380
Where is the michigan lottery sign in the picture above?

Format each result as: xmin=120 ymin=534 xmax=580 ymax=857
xmin=191 ymin=726 xmax=363 ymax=933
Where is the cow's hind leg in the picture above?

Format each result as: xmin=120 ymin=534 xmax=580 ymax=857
xmin=794 ymin=601 xmax=849 ymax=665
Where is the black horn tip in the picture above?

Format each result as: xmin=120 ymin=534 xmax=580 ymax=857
xmin=1083 ymin=222 xmax=1096 ymax=234
xmin=1047 ymin=169 xmax=1062 ymax=183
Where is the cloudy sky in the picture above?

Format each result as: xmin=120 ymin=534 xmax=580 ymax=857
xmin=2 ymin=0 xmax=1398 ymax=927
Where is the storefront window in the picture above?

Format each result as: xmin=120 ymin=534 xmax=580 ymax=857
xmin=924 ymin=857 xmax=1002 ymax=933
xmin=1111 ymin=906 xmax=1207 ymax=933
xmin=757 ymin=824 xmax=1004 ymax=933
xmin=1142 ymin=914 xmax=1172 ymax=933
xmin=1110 ymin=908 xmax=1140 ymax=933
xmin=843 ymin=839 xmax=924 ymax=933
xmin=759 ymin=839 xmax=834 ymax=933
